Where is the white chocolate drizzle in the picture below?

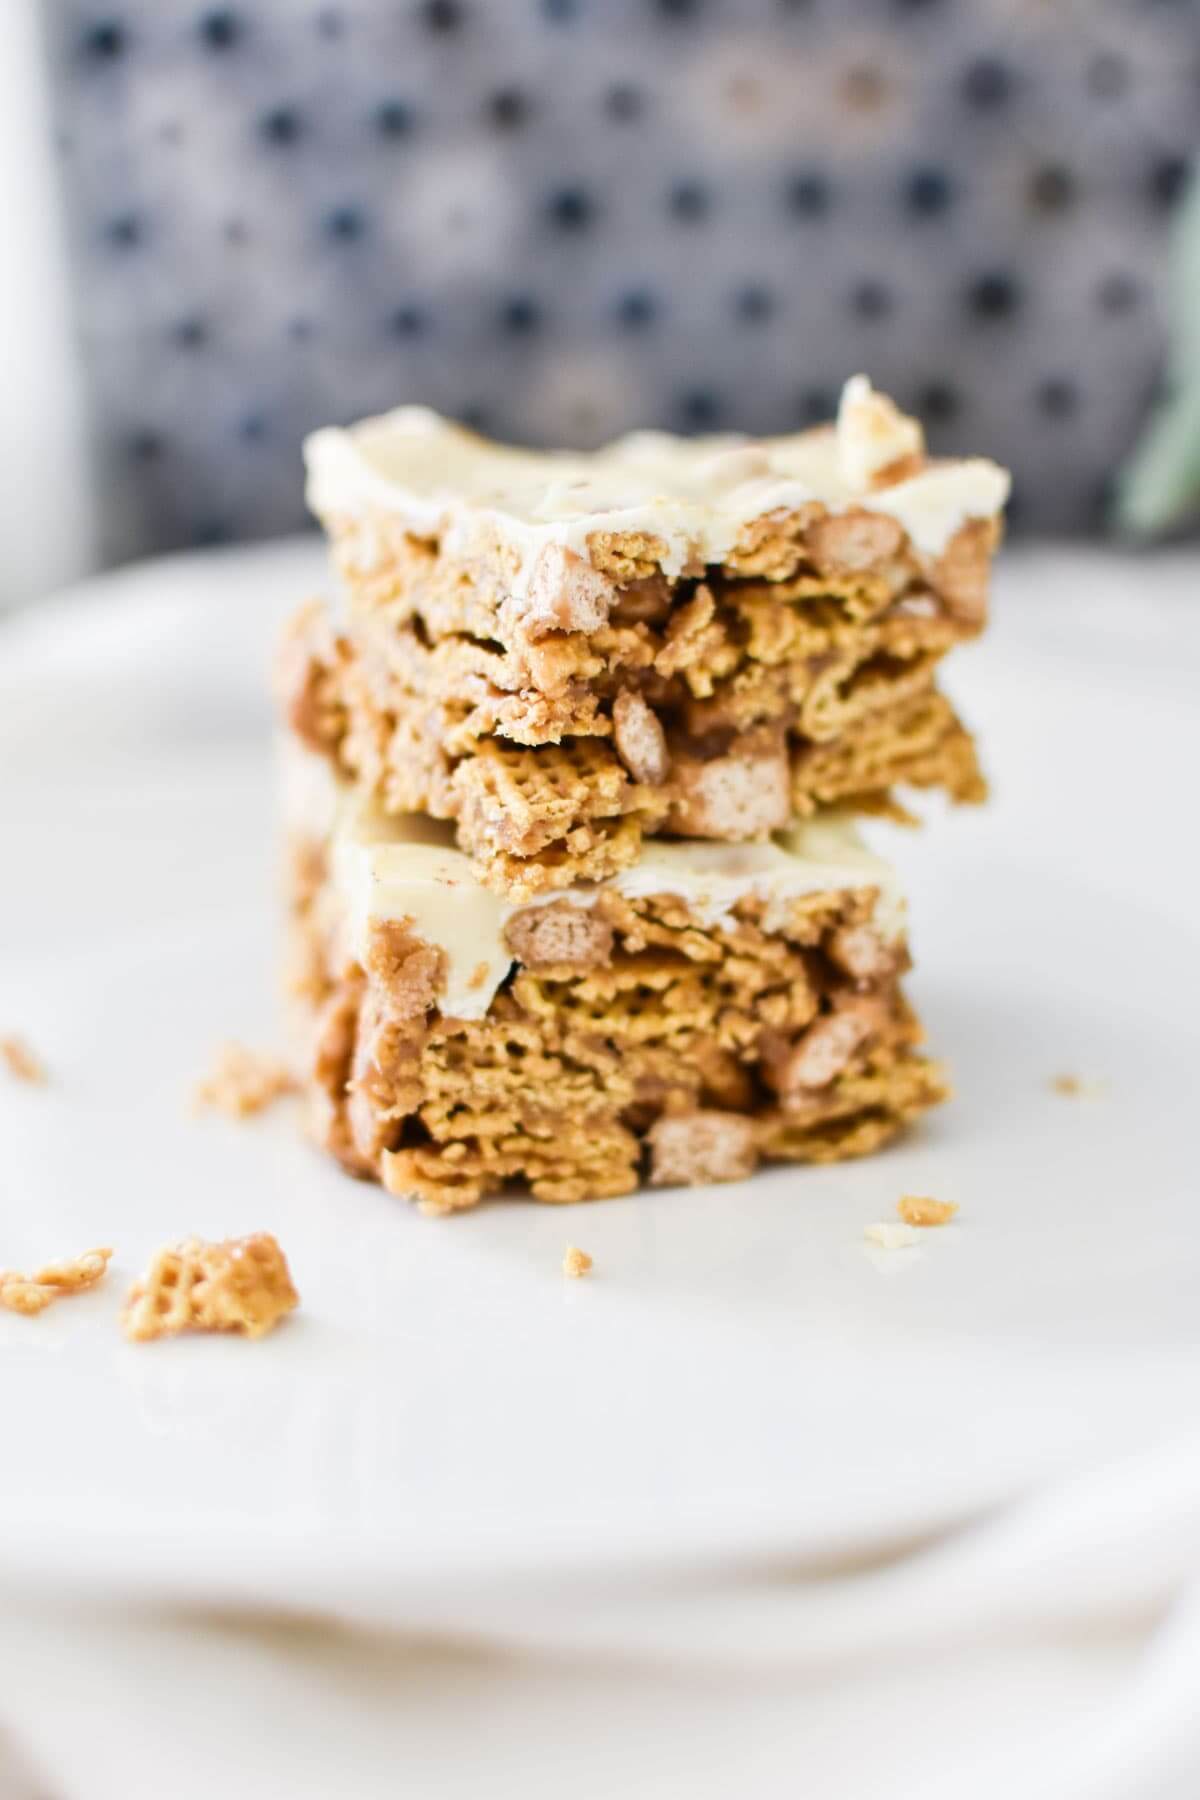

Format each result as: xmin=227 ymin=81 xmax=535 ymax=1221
xmin=305 ymin=375 xmax=1009 ymax=584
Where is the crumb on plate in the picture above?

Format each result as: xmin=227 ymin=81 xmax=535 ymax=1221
xmin=563 ymin=1245 xmax=593 ymax=1279
xmin=1 ymin=1035 xmax=47 ymax=1085
xmin=897 ymin=1194 xmax=958 ymax=1227
xmin=1050 ymin=1073 xmax=1105 ymax=1099
xmin=864 ymin=1221 xmax=923 ymax=1251
xmin=122 ymin=1233 xmax=298 ymax=1342
xmin=192 ymin=1043 xmax=296 ymax=1118
xmin=0 ymin=1248 xmax=113 ymax=1316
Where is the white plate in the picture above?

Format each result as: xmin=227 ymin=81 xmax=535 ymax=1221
xmin=3 ymin=540 xmax=1199 ymax=1632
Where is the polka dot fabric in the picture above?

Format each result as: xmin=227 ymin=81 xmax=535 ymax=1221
xmin=47 ymin=0 xmax=1200 ymax=560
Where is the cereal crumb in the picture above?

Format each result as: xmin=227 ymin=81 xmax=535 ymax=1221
xmin=864 ymin=1221 xmax=922 ymax=1251
xmin=192 ymin=1043 xmax=296 ymax=1118
xmin=1 ymin=1035 xmax=46 ymax=1085
xmin=122 ymin=1233 xmax=298 ymax=1342
xmin=467 ymin=960 xmax=490 ymax=990
xmin=563 ymin=1245 xmax=593 ymax=1279
xmin=897 ymin=1195 xmax=958 ymax=1228
xmin=0 ymin=1247 xmax=113 ymax=1316
xmin=1050 ymin=1074 xmax=1105 ymax=1099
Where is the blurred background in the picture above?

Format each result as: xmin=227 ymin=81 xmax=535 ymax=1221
xmin=4 ymin=0 xmax=1199 ymax=605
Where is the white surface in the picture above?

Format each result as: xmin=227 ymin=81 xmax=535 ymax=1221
xmin=2 ymin=540 xmax=1200 ymax=1796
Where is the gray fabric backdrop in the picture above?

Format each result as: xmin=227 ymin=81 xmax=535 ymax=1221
xmin=45 ymin=0 xmax=1200 ymax=561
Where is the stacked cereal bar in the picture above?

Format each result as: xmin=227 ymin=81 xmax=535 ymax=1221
xmin=284 ymin=749 xmax=946 ymax=1212
xmin=280 ymin=377 xmax=1008 ymax=1208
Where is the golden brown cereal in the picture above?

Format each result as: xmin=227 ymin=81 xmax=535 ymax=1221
xmin=122 ymin=1234 xmax=298 ymax=1342
xmin=192 ymin=1043 xmax=296 ymax=1118
xmin=563 ymin=1246 xmax=593 ymax=1279
xmin=0 ymin=1248 xmax=112 ymax=1316
xmin=897 ymin=1194 xmax=959 ymax=1227
xmin=1 ymin=1035 xmax=46 ymax=1085
xmin=285 ymin=469 xmax=994 ymax=897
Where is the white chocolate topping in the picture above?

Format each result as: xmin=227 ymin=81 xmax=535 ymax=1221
xmin=305 ymin=375 xmax=1008 ymax=579
xmin=286 ymin=747 xmax=906 ymax=1022
xmin=835 ymin=374 xmax=924 ymax=488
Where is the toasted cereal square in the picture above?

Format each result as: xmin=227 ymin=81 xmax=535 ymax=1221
xmin=122 ymin=1234 xmax=298 ymax=1342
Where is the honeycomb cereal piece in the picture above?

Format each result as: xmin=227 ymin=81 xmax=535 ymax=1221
xmin=897 ymin=1195 xmax=959 ymax=1227
xmin=708 ymin=501 xmax=814 ymax=580
xmin=759 ymin=1058 xmax=948 ymax=1164
xmin=453 ymin=736 xmax=637 ymax=861
xmin=796 ymin=649 xmax=943 ymax=746
xmin=584 ymin=528 xmax=670 ymax=585
xmin=481 ymin=812 xmax=649 ymax=901
xmin=792 ymin=688 xmax=986 ymax=814
xmin=383 ymin=1120 xmax=641 ymax=1212
xmin=0 ymin=1248 xmax=112 ymax=1317
xmin=653 ymin=585 xmax=738 ymax=693
xmin=122 ymin=1234 xmax=298 ymax=1342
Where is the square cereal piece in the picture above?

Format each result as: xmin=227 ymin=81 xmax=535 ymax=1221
xmin=122 ymin=1234 xmax=298 ymax=1342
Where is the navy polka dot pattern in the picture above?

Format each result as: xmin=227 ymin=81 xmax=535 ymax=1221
xmin=47 ymin=0 xmax=1200 ymax=559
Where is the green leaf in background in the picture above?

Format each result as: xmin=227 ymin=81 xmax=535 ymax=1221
xmin=1116 ymin=170 xmax=1200 ymax=535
